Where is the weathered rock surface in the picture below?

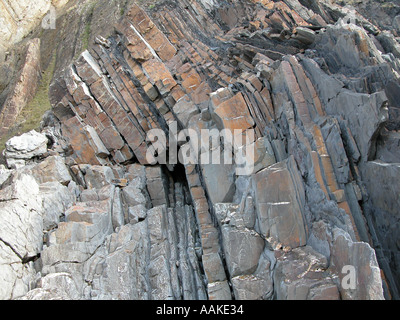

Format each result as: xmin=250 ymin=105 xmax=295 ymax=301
xmin=0 ymin=0 xmax=399 ymax=301
xmin=0 ymin=39 xmax=42 ymax=136
xmin=3 ymin=130 xmax=48 ymax=168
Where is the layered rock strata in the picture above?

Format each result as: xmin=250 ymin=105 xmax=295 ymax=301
xmin=1 ymin=0 xmax=400 ymax=300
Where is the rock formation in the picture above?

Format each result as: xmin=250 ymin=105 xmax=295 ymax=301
xmin=0 ymin=0 xmax=69 ymax=56
xmin=0 ymin=0 xmax=399 ymax=300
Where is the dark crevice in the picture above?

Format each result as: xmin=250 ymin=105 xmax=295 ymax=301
xmin=22 ymin=253 xmax=41 ymax=264
xmin=0 ymin=237 xmax=23 ymax=261
xmin=0 ymin=237 xmax=40 ymax=264
xmin=161 ymin=162 xmax=208 ymax=299
xmin=195 ymin=163 xmax=236 ymax=300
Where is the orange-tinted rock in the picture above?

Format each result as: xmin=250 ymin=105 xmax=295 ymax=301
xmin=61 ymin=117 xmax=106 ymax=165
xmin=311 ymin=151 xmax=330 ymax=199
xmin=142 ymin=58 xmax=177 ymax=95
xmin=127 ymin=4 xmax=176 ymax=61
xmin=0 ymin=39 xmax=41 ymax=135
xmin=281 ymin=60 xmax=313 ymax=127
xmin=212 ymin=92 xmax=255 ymax=132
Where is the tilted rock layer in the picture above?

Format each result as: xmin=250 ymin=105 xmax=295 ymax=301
xmin=1 ymin=0 xmax=400 ymax=300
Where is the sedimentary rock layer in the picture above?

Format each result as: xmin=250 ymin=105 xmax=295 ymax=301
xmin=1 ymin=0 xmax=400 ymax=300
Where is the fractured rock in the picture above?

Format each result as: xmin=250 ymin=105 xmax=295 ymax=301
xmin=253 ymin=156 xmax=308 ymax=249
xmin=3 ymin=130 xmax=48 ymax=169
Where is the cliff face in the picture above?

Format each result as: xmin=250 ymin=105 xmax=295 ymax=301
xmin=0 ymin=0 xmax=137 ymax=145
xmin=0 ymin=0 xmax=69 ymax=57
xmin=0 ymin=0 xmax=399 ymax=300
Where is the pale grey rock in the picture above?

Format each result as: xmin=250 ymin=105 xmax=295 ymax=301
xmin=0 ymin=173 xmax=44 ymax=300
xmin=0 ymin=241 xmax=37 ymax=300
xmin=122 ymin=178 xmax=149 ymax=208
xmin=207 ymin=281 xmax=232 ymax=300
xmin=221 ymin=225 xmax=264 ymax=277
xmin=128 ymin=204 xmax=147 ymax=224
xmin=202 ymin=252 xmax=226 ymax=283
xmin=40 ymin=182 xmax=76 ymax=232
xmin=41 ymin=242 xmax=99 ymax=271
xmin=0 ymin=173 xmax=43 ymax=258
xmin=274 ymin=246 xmax=339 ymax=300
xmin=201 ymin=163 xmax=236 ymax=204
xmin=3 ymin=130 xmax=48 ymax=169
xmin=1 ymin=0 xmax=397 ymax=302
xmin=23 ymin=155 xmax=72 ymax=186
xmin=20 ymin=273 xmax=80 ymax=300
xmin=253 ymin=156 xmax=308 ymax=249
xmin=90 ymin=223 xmax=150 ymax=300
xmin=330 ymin=227 xmax=384 ymax=300
xmin=80 ymin=189 xmax=99 ymax=202
xmin=110 ymin=186 xmax=125 ymax=231
xmin=82 ymin=165 xmax=115 ymax=190
xmin=231 ymin=275 xmax=272 ymax=300
xmin=0 ymin=165 xmax=13 ymax=187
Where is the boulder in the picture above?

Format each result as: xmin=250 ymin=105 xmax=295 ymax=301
xmin=22 ymin=155 xmax=72 ymax=186
xmin=221 ymin=225 xmax=265 ymax=277
xmin=128 ymin=204 xmax=147 ymax=224
xmin=3 ymin=130 xmax=48 ymax=169
xmin=330 ymin=227 xmax=384 ymax=300
xmin=19 ymin=273 xmax=81 ymax=300
xmin=210 ymin=91 xmax=255 ymax=132
xmin=0 ymin=173 xmax=43 ymax=300
xmin=293 ymin=27 xmax=316 ymax=45
xmin=274 ymin=246 xmax=340 ymax=300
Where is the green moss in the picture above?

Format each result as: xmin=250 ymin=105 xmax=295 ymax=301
xmin=0 ymin=53 xmax=56 ymax=155
xmin=82 ymin=21 xmax=92 ymax=51
xmin=381 ymin=2 xmax=396 ymax=9
xmin=136 ymin=0 xmax=158 ymax=9
xmin=81 ymin=1 xmax=97 ymax=51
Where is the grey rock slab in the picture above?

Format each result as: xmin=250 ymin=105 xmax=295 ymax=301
xmin=253 ymin=156 xmax=308 ymax=249
xmin=4 ymin=130 xmax=48 ymax=169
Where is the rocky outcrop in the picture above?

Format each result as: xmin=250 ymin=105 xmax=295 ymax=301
xmin=0 ymin=0 xmax=140 ymax=139
xmin=0 ymin=0 xmax=69 ymax=56
xmin=1 ymin=0 xmax=399 ymax=300
xmin=3 ymin=130 xmax=48 ymax=168
xmin=0 ymin=39 xmax=42 ymax=136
